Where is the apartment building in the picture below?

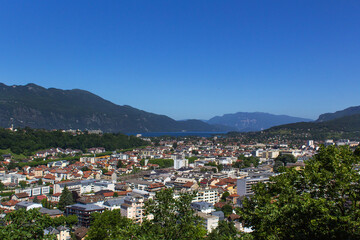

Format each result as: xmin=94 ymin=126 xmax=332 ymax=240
xmin=65 ymin=203 xmax=105 ymax=227
xmin=237 ymin=173 xmax=275 ymax=197
xmin=54 ymin=180 xmax=115 ymax=194
xmin=193 ymin=188 xmax=219 ymax=204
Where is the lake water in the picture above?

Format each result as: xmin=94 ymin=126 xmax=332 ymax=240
xmin=126 ymin=132 xmax=227 ymax=137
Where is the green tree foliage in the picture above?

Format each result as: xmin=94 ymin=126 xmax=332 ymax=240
xmin=19 ymin=180 xmax=27 ymax=189
xmin=58 ymin=186 xmax=74 ymax=211
xmin=275 ymin=154 xmax=296 ymax=166
xmin=81 ymin=166 xmax=90 ymax=172
xmin=233 ymin=155 xmax=260 ymax=169
xmin=37 ymin=178 xmax=43 ymax=185
xmin=0 ymin=180 xmax=5 ymax=191
xmin=221 ymin=191 xmax=230 ymax=202
xmin=239 ymin=146 xmax=360 ymax=239
xmin=7 ymin=161 xmax=18 ymax=170
xmin=148 ymin=159 xmax=174 ymax=168
xmin=86 ymin=210 xmax=142 ymax=240
xmin=117 ymin=160 xmax=124 ymax=169
xmin=187 ymin=156 xmax=198 ymax=164
xmin=0 ymin=128 xmax=147 ymax=156
xmin=144 ymin=188 xmax=207 ymax=239
xmin=0 ymin=208 xmax=52 ymax=239
xmin=51 ymin=215 xmax=78 ymax=228
xmin=208 ymin=220 xmax=239 ymax=240
xmin=221 ymin=204 xmax=233 ymax=217
xmin=33 ymin=195 xmax=40 ymax=203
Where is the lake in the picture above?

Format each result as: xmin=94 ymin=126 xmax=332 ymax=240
xmin=126 ymin=132 xmax=227 ymax=137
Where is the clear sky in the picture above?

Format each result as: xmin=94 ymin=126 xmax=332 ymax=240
xmin=0 ymin=1 xmax=359 ymax=120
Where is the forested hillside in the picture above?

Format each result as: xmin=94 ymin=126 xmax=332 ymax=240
xmin=0 ymin=127 xmax=147 ymax=155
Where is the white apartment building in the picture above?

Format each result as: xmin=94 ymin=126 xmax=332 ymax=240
xmin=196 ymin=212 xmax=219 ymax=233
xmin=0 ymin=173 xmax=26 ymax=184
xmin=193 ymin=188 xmax=219 ymax=204
xmin=174 ymin=158 xmax=189 ymax=169
xmin=120 ymin=194 xmax=148 ymax=224
xmin=15 ymin=185 xmax=50 ymax=196
xmin=54 ymin=180 xmax=115 ymax=194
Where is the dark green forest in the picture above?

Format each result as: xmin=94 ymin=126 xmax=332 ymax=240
xmin=0 ymin=127 xmax=147 ymax=156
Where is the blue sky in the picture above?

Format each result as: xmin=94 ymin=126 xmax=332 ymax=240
xmin=0 ymin=1 xmax=359 ymax=120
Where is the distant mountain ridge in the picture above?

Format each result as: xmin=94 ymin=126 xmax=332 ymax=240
xmin=316 ymin=106 xmax=360 ymax=122
xmin=0 ymin=83 xmax=228 ymax=133
xmin=207 ymin=112 xmax=312 ymax=132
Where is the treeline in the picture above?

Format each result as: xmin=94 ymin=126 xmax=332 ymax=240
xmin=0 ymin=127 xmax=147 ymax=156
xmin=147 ymin=159 xmax=174 ymax=168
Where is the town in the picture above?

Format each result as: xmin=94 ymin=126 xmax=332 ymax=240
xmin=0 ymin=132 xmax=358 ymax=239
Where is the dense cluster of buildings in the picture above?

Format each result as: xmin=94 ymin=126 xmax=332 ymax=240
xmin=0 ymin=136 xmax=357 ymax=238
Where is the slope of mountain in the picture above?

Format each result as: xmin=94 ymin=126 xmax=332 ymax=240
xmin=0 ymin=83 xmax=226 ymax=133
xmin=316 ymin=106 xmax=360 ymax=122
xmin=207 ymin=112 xmax=312 ymax=132
xmin=227 ymin=113 xmax=360 ymax=143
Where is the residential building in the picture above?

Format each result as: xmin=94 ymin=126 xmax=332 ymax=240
xmin=15 ymin=201 xmax=42 ymax=210
xmin=237 ymin=173 xmax=275 ymax=197
xmin=193 ymin=188 xmax=219 ymax=204
xmin=15 ymin=185 xmax=50 ymax=197
xmin=196 ymin=212 xmax=219 ymax=233
xmin=65 ymin=204 xmax=105 ymax=227
xmin=44 ymin=226 xmax=71 ymax=240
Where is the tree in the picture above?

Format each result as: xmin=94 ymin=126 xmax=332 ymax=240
xmin=117 ymin=160 xmax=124 ymax=169
xmin=7 ymin=161 xmax=18 ymax=170
xmin=86 ymin=210 xmax=141 ymax=240
xmin=113 ymin=192 xmax=118 ymax=197
xmin=19 ymin=180 xmax=27 ymax=189
xmin=221 ymin=204 xmax=233 ymax=217
xmin=144 ymin=188 xmax=207 ymax=239
xmin=0 ymin=180 xmax=5 ymax=192
xmin=81 ymin=166 xmax=90 ymax=172
xmin=0 ymin=208 xmax=52 ymax=239
xmin=221 ymin=191 xmax=230 ymax=202
xmin=275 ymin=154 xmax=296 ymax=166
xmin=38 ymin=178 xmax=43 ymax=185
xmin=208 ymin=220 xmax=239 ymax=240
xmin=58 ymin=186 xmax=74 ymax=211
xmin=239 ymin=146 xmax=360 ymax=239
xmin=33 ymin=195 xmax=40 ymax=203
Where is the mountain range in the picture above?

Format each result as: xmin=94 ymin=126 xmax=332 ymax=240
xmin=207 ymin=112 xmax=312 ymax=132
xmin=0 ymin=83 xmax=236 ymax=133
xmin=1 ymin=83 xmax=358 ymax=134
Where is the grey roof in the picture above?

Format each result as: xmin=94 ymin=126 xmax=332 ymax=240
xmin=56 ymin=225 xmax=69 ymax=231
xmin=44 ymin=226 xmax=59 ymax=235
xmin=67 ymin=203 xmax=105 ymax=211
xmin=104 ymin=198 xmax=125 ymax=207
xmin=16 ymin=201 xmax=41 ymax=207
xmin=191 ymin=201 xmax=214 ymax=210
xmin=39 ymin=208 xmax=63 ymax=216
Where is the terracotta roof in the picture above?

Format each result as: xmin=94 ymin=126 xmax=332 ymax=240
xmin=1 ymin=200 xmax=19 ymax=206
xmin=228 ymin=194 xmax=239 ymax=198
xmin=30 ymin=195 xmax=47 ymax=201
xmin=183 ymin=182 xmax=194 ymax=188
xmin=103 ymin=192 xmax=114 ymax=197
xmin=214 ymin=202 xmax=226 ymax=208
xmin=14 ymin=192 xmax=29 ymax=198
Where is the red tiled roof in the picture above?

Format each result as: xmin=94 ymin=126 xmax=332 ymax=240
xmin=183 ymin=182 xmax=194 ymax=188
